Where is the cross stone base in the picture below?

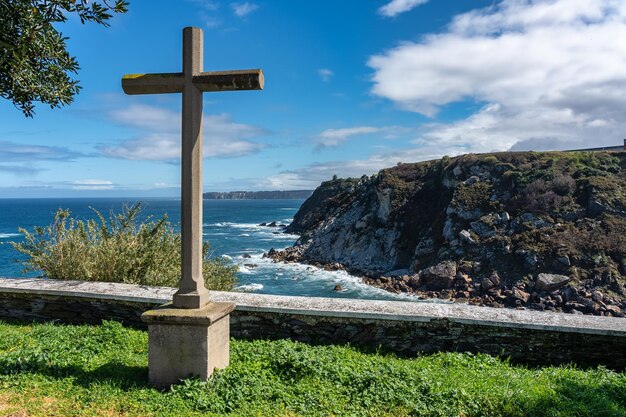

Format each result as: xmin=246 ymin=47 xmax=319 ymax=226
xmin=141 ymin=302 xmax=235 ymax=389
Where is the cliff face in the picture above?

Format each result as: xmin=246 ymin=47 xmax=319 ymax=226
xmin=275 ymin=151 xmax=626 ymax=316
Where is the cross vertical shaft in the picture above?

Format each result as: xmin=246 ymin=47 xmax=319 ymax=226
xmin=174 ymin=27 xmax=209 ymax=308
xmin=121 ymin=27 xmax=263 ymax=311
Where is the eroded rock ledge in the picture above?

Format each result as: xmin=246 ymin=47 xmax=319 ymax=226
xmin=268 ymin=151 xmax=626 ymax=317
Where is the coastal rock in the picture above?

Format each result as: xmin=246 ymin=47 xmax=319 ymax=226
xmin=271 ymin=151 xmax=626 ymax=317
xmin=470 ymin=217 xmax=497 ymax=238
xmin=459 ymin=230 xmax=476 ymax=244
xmin=512 ymin=288 xmax=531 ymax=303
xmin=420 ymin=261 xmax=457 ymax=291
xmin=536 ymin=273 xmax=570 ymax=292
xmin=481 ymin=272 xmax=501 ymax=290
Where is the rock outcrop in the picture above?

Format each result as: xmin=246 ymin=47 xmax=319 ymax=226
xmin=271 ymin=151 xmax=626 ymax=317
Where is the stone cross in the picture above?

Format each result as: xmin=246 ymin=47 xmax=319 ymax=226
xmin=122 ymin=27 xmax=264 ymax=309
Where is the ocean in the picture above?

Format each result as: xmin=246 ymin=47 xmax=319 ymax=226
xmin=0 ymin=198 xmax=418 ymax=302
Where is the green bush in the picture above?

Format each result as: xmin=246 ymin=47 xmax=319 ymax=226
xmin=10 ymin=203 xmax=237 ymax=291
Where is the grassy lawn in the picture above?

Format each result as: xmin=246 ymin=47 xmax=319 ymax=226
xmin=0 ymin=320 xmax=624 ymax=417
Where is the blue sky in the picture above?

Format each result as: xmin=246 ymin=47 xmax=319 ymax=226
xmin=1 ymin=0 xmax=626 ymax=197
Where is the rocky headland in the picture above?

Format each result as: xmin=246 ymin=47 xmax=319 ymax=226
xmin=267 ymin=151 xmax=626 ymax=317
xmin=204 ymin=190 xmax=313 ymax=200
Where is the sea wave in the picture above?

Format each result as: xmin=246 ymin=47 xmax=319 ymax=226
xmin=0 ymin=233 xmax=20 ymax=239
xmin=205 ymin=222 xmax=259 ymax=229
xmin=237 ymin=264 xmax=256 ymax=274
xmin=235 ymin=283 xmax=264 ymax=292
xmin=234 ymin=253 xmax=424 ymax=302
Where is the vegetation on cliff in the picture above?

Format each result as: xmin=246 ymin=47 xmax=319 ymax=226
xmin=276 ymin=151 xmax=626 ymax=316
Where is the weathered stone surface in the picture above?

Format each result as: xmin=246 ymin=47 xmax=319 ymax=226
xmin=459 ymin=230 xmax=476 ymax=244
xmin=512 ymin=288 xmax=531 ymax=303
xmin=1 ymin=278 xmax=626 ymax=369
xmin=420 ymin=261 xmax=457 ymax=291
xmin=536 ymin=273 xmax=570 ymax=291
xmin=470 ymin=218 xmax=497 ymax=238
xmin=143 ymin=304 xmax=232 ymax=388
xmin=481 ymin=272 xmax=501 ymax=290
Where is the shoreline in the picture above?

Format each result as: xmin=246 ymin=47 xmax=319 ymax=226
xmin=266 ymin=246 xmax=626 ymax=318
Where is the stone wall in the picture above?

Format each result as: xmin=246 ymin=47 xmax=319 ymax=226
xmin=1 ymin=278 xmax=625 ymax=369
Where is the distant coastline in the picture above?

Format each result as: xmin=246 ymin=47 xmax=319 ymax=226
xmin=203 ymin=190 xmax=314 ymax=200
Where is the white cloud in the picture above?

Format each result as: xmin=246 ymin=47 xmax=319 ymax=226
xmin=187 ymin=0 xmax=222 ymax=28
xmin=102 ymin=105 xmax=267 ymax=160
xmin=314 ymin=126 xmax=381 ymax=148
xmin=378 ymin=0 xmax=429 ymax=17
xmin=318 ymin=68 xmax=333 ymax=82
xmin=257 ymin=153 xmax=412 ymax=190
xmin=0 ymin=140 xmax=84 ymax=162
xmin=312 ymin=125 xmax=413 ymax=149
xmin=73 ymin=179 xmax=114 ymax=190
xmin=232 ymin=2 xmax=258 ymax=17
xmin=369 ymin=0 xmax=626 ymax=152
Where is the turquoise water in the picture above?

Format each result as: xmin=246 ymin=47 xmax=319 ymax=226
xmin=0 ymin=198 xmax=417 ymax=301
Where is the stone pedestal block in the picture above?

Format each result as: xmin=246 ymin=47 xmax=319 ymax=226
xmin=141 ymin=301 xmax=235 ymax=388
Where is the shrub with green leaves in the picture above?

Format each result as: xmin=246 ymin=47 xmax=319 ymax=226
xmin=10 ymin=203 xmax=237 ymax=291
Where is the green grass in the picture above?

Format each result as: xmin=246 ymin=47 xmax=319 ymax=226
xmin=0 ymin=321 xmax=625 ymax=417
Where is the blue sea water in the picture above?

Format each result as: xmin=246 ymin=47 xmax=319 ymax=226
xmin=0 ymin=198 xmax=418 ymax=302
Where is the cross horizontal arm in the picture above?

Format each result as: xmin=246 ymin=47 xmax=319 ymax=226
xmin=193 ymin=69 xmax=264 ymax=92
xmin=122 ymin=73 xmax=184 ymax=95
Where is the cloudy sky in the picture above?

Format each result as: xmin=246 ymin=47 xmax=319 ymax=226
xmin=1 ymin=0 xmax=625 ymax=197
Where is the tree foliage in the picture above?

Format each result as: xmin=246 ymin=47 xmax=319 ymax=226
xmin=10 ymin=203 xmax=238 ymax=291
xmin=0 ymin=0 xmax=128 ymax=117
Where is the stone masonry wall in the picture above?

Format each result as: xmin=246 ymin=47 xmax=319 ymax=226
xmin=1 ymin=279 xmax=625 ymax=369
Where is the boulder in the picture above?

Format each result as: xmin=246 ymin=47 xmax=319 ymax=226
xmin=512 ymin=288 xmax=531 ymax=303
xmin=470 ymin=219 xmax=496 ymax=238
xmin=536 ymin=273 xmax=570 ymax=291
xmin=407 ymin=274 xmax=422 ymax=289
xmin=606 ymin=305 xmax=624 ymax=317
xmin=481 ymin=272 xmax=501 ymax=290
xmin=561 ymin=286 xmax=578 ymax=302
xmin=420 ymin=261 xmax=457 ymax=291
xmin=459 ymin=230 xmax=476 ymax=244
xmin=556 ymin=255 xmax=571 ymax=267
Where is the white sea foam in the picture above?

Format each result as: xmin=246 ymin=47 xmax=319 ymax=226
xmin=0 ymin=233 xmax=20 ymax=239
xmin=221 ymin=254 xmax=232 ymax=260
xmin=237 ymin=253 xmax=427 ymax=302
xmin=207 ymin=222 xmax=259 ymax=229
xmin=237 ymin=265 xmax=255 ymax=274
xmin=235 ymin=283 xmax=263 ymax=292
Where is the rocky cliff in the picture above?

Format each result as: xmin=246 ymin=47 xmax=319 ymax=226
xmin=271 ymin=151 xmax=626 ymax=317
